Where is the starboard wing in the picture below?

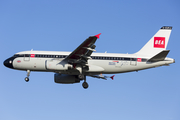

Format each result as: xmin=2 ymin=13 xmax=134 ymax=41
xmin=64 ymin=33 xmax=101 ymax=64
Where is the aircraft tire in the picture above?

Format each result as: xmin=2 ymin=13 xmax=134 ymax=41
xmin=82 ymin=82 xmax=88 ymax=89
xmin=25 ymin=77 xmax=29 ymax=82
xmin=78 ymin=74 xmax=84 ymax=80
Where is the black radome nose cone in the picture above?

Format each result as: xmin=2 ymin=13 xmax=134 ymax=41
xmin=3 ymin=58 xmax=14 ymax=69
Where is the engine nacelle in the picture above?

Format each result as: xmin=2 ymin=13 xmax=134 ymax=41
xmin=54 ymin=73 xmax=80 ymax=84
xmin=46 ymin=60 xmax=73 ymax=70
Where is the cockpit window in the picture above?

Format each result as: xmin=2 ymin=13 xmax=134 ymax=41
xmin=13 ymin=54 xmax=18 ymax=57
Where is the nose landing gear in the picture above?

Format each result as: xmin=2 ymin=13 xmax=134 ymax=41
xmin=25 ymin=70 xmax=30 ymax=82
xmin=25 ymin=77 xmax=29 ymax=82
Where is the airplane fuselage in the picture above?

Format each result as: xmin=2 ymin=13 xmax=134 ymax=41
xmin=4 ymin=50 xmax=174 ymax=76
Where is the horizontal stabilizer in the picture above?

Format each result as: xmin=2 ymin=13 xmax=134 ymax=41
xmin=147 ymin=50 xmax=170 ymax=62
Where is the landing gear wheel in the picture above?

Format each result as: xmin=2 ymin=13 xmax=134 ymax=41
xmin=82 ymin=82 xmax=88 ymax=89
xmin=25 ymin=70 xmax=30 ymax=82
xmin=78 ymin=74 xmax=84 ymax=80
xmin=25 ymin=77 xmax=29 ymax=82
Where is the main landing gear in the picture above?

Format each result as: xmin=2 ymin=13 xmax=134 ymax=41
xmin=82 ymin=81 xmax=88 ymax=89
xmin=80 ymin=75 xmax=88 ymax=89
xmin=25 ymin=70 xmax=30 ymax=82
xmin=77 ymin=66 xmax=89 ymax=89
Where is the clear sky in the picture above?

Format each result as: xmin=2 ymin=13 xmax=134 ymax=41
xmin=0 ymin=0 xmax=180 ymax=120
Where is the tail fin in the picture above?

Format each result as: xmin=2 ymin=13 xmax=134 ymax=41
xmin=136 ymin=26 xmax=172 ymax=57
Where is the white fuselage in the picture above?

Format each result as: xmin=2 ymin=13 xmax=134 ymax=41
xmin=10 ymin=50 xmax=174 ymax=76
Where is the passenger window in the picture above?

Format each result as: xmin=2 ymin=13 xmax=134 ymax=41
xmin=25 ymin=54 xmax=30 ymax=57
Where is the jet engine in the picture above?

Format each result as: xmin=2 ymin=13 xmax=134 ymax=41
xmin=54 ymin=73 xmax=80 ymax=84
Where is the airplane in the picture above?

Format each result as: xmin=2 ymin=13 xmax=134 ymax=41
xmin=4 ymin=26 xmax=175 ymax=89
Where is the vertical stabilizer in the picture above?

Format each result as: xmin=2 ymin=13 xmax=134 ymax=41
xmin=136 ymin=26 xmax=172 ymax=57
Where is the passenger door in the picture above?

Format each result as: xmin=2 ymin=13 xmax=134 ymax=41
xmin=24 ymin=54 xmax=30 ymax=61
xmin=130 ymin=58 xmax=137 ymax=66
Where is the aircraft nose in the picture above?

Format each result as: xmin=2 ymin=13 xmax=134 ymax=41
xmin=3 ymin=57 xmax=14 ymax=69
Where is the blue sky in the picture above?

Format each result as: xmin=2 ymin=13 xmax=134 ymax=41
xmin=1 ymin=0 xmax=180 ymax=120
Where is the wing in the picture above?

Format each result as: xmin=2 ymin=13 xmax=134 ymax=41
xmin=90 ymin=75 xmax=115 ymax=80
xmin=64 ymin=33 xmax=101 ymax=64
